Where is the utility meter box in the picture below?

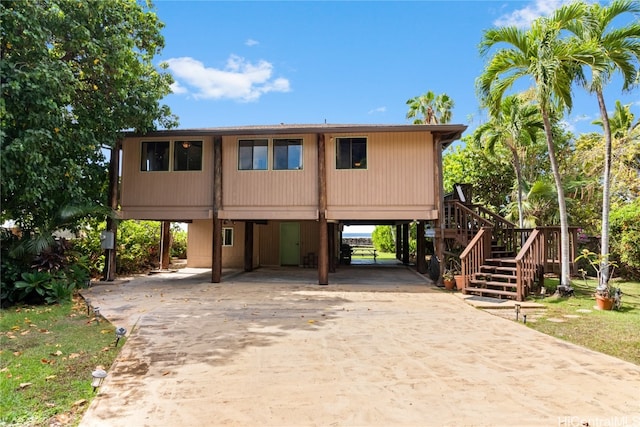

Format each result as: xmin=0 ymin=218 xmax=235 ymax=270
xmin=100 ymin=231 xmax=115 ymax=250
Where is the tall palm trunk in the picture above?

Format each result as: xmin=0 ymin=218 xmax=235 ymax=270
xmin=510 ymin=146 xmax=525 ymax=229
xmin=596 ymin=90 xmax=612 ymax=289
xmin=541 ymin=110 xmax=571 ymax=287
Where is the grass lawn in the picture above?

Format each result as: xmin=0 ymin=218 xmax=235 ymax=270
xmin=0 ymin=297 xmax=122 ymax=426
xmin=527 ymin=277 xmax=640 ymax=365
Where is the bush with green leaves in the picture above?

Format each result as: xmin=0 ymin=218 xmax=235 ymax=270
xmin=1 ymin=234 xmax=90 ymax=306
xmin=610 ymin=199 xmax=640 ymax=280
xmin=171 ymin=224 xmax=188 ymax=259
xmin=372 ymin=226 xmax=395 ymax=253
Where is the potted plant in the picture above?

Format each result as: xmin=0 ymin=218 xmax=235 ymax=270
xmin=454 ymin=271 xmax=465 ymax=292
xmin=442 ymin=269 xmax=455 ymax=290
xmin=574 ymin=249 xmax=621 ymax=310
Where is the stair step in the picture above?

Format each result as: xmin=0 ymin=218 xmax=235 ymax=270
xmin=469 ymin=280 xmax=517 ymax=290
xmin=485 ymin=258 xmax=517 ymax=264
xmin=480 ymin=265 xmax=517 ymax=274
xmin=464 ymin=287 xmax=518 ymax=299
xmin=491 ymin=251 xmax=515 ymax=258
xmin=474 ymin=273 xmax=517 ymax=282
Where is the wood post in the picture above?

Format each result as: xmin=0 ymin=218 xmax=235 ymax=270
xmin=328 ymin=222 xmax=336 ymax=273
xmin=402 ymin=223 xmax=410 ymax=265
xmin=417 ymin=221 xmax=426 ymax=273
xmin=434 ymin=134 xmax=445 ymax=283
xmin=212 ymin=135 xmax=223 ymax=283
xmin=160 ymin=221 xmax=171 ymax=269
xmin=317 ymin=133 xmax=328 ymax=285
xmin=396 ymin=224 xmax=402 ymax=261
xmin=103 ymin=141 xmax=120 ymax=282
xmin=244 ymin=221 xmax=254 ymax=272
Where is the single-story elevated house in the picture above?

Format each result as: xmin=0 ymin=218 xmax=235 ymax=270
xmin=113 ymin=123 xmax=467 ymax=285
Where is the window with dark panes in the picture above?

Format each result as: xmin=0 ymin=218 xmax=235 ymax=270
xmin=141 ymin=141 xmax=170 ymax=171
xmin=222 ymin=228 xmax=233 ymax=246
xmin=238 ymin=139 xmax=268 ymax=170
xmin=336 ymin=137 xmax=367 ymax=169
xmin=273 ymin=139 xmax=303 ymax=170
xmin=174 ymin=141 xmax=203 ymax=171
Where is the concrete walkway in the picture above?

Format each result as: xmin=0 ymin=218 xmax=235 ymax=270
xmin=79 ymin=267 xmax=640 ymax=427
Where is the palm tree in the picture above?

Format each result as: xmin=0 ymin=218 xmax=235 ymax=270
xmin=477 ymin=2 xmax=606 ymax=289
xmin=565 ymin=0 xmax=640 ymax=291
xmin=473 ymin=94 xmax=543 ymax=228
xmin=593 ymin=101 xmax=640 ymax=205
xmin=406 ymin=91 xmax=455 ymax=124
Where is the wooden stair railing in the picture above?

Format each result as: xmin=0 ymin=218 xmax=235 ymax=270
xmin=459 ymin=226 xmax=492 ymax=291
xmin=514 ymin=229 xmax=546 ymax=301
xmin=460 ymin=226 xmax=579 ymax=301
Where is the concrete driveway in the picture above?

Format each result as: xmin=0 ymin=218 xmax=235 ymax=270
xmin=79 ymin=266 xmax=640 ymax=427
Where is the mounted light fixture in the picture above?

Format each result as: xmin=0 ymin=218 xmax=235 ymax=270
xmin=182 ymin=141 xmax=191 ymax=149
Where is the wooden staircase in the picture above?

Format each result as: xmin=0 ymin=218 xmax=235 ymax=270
xmin=467 ymin=257 xmax=519 ymax=300
xmin=443 ymin=186 xmax=579 ymax=301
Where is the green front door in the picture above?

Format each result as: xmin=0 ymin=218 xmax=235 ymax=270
xmin=280 ymin=222 xmax=300 ymax=266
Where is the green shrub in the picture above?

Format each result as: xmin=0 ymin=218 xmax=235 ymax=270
xmin=171 ymin=224 xmax=188 ymax=259
xmin=116 ymin=220 xmax=161 ymax=274
xmin=372 ymin=226 xmax=395 ymax=253
xmin=610 ymin=199 xmax=640 ymax=280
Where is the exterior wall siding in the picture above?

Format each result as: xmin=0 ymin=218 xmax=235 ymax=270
xmin=325 ymin=131 xmax=437 ymax=220
xmin=120 ymin=136 xmax=213 ymax=220
xmin=187 ymin=220 xmax=258 ymax=268
xmin=221 ymin=134 xmax=318 ymax=220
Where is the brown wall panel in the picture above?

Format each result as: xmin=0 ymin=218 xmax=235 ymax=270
xmin=120 ymin=136 xmax=213 ymax=219
xmin=325 ymin=131 xmax=436 ymax=218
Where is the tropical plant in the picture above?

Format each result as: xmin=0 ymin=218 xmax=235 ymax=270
xmin=610 ymin=199 xmax=640 ymax=279
xmin=372 ymin=225 xmax=395 ymax=253
xmin=565 ymin=0 xmax=640 ymax=291
xmin=574 ymin=248 xmax=620 ymax=309
xmin=473 ymin=94 xmax=543 ymax=228
xmin=477 ymin=2 xmax=606 ymax=290
xmin=406 ymin=91 xmax=455 ymax=124
xmin=1 ymin=0 xmax=177 ymax=236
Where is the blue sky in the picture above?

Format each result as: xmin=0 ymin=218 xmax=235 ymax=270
xmin=154 ymin=0 xmax=639 ymax=138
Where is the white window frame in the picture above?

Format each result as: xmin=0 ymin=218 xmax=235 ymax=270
xmin=222 ymin=227 xmax=233 ymax=247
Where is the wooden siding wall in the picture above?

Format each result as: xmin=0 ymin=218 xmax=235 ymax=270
xmin=325 ymin=132 xmax=437 ymax=220
xmin=221 ymin=134 xmax=318 ymax=220
xmin=188 ymin=220 xmax=258 ymax=268
xmin=259 ymin=221 xmax=319 ymax=266
xmin=120 ymin=136 xmax=214 ymax=220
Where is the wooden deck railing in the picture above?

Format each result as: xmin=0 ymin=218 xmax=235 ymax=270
xmin=443 ymin=201 xmax=493 ymax=246
xmin=459 ymin=226 xmax=492 ymax=291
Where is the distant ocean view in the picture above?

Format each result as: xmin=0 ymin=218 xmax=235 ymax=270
xmin=342 ymin=232 xmax=372 ymax=239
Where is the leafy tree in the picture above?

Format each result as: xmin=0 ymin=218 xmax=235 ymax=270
xmin=565 ymin=0 xmax=640 ymax=289
xmin=406 ymin=91 xmax=455 ymax=124
xmin=473 ymin=94 xmax=543 ymax=227
xmin=443 ymin=136 xmax=514 ymax=213
xmin=1 ymin=0 xmax=176 ymax=235
xmin=477 ymin=2 xmax=605 ymax=289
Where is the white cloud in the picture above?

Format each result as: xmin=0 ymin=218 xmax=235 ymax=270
xmin=170 ymin=81 xmax=188 ymax=95
xmin=493 ymin=0 xmax=570 ymax=28
xmin=166 ymin=55 xmax=291 ymax=102
xmin=245 ymin=38 xmax=259 ymax=47
xmin=368 ymin=106 xmax=386 ymax=114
